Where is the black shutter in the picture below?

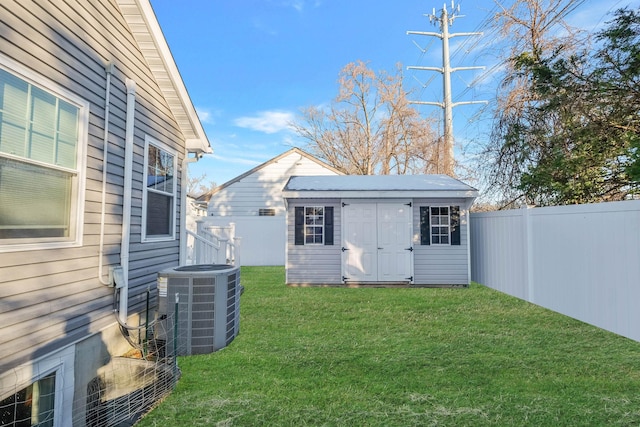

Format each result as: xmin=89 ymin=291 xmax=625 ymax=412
xmin=450 ymin=206 xmax=461 ymax=246
xmin=420 ymin=206 xmax=430 ymax=245
xmin=324 ymin=206 xmax=334 ymax=245
xmin=295 ymin=206 xmax=304 ymax=245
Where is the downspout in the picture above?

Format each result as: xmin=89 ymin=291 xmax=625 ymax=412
xmin=98 ymin=64 xmax=114 ymax=286
xmin=180 ymin=152 xmax=199 ymax=265
xmin=118 ymin=78 xmax=136 ymax=323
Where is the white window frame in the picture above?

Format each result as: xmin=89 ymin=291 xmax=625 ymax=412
xmin=430 ymin=205 xmax=451 ymax=245
xmin=141 ymin=135 xmax=177 ymax=242
xmin=0 ymin=346 xmax=74 ymax=427
xmin=0 ymin=53 xmax=88 ymax=253
xmin=304 ymin=206 xmax=324 ymax=245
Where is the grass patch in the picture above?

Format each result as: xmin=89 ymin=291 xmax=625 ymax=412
xmin=138 ymin=266 xmax=640 ymax=426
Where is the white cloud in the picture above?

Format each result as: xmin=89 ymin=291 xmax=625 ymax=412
xmin=280 ymin=0 xmax=322 ymax=12
xmin=234 ymin=110 xmax=296 ymax=134
xmin=196 ymin=106 xmax=222 ymax=124
xmin=288 ymin=0 xmax=304 ymax=12
xmin=196 ymin=108 xmax=212 ymax=124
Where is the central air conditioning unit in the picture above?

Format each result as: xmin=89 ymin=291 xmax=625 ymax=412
xmin=156 ymin=264 xmax=241 ymax=356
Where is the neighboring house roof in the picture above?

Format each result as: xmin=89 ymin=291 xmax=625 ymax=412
xmin=117 ymin=0 xmax=211 ymax=154
xmin=282 ymin=174 xmax=479 ymax=200
xmin=197 ymin=147 xmax=343 ymax=203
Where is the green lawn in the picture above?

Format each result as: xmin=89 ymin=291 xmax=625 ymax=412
xmin=138 ymin=266 xmax=640 ymax=426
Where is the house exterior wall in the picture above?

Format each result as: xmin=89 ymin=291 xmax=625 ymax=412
xmin=208 ymin=151 xmax=339 ymax=217
xmin=286 ymin=198 xmax=342 ymax=285
xmin=201 ymin=150 xmax=340 ymax=265
xmin=0 ymin=0 xmax=189 ymax=423
xmin=285 ymin=197 xmax=471 ymax=286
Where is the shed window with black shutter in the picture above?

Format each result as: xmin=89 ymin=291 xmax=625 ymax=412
xmin=420 ymin=206 xmax=461 ymax=246
xmin=294 ymin=206 xmax=334 ymax=245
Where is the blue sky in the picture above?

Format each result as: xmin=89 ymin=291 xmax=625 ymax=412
xmin=149 ymin=0 xmax=639 ymax=188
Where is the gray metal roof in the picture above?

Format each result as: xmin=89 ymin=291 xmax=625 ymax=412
xmin=283 ymin=174 xmax=479 ymax=200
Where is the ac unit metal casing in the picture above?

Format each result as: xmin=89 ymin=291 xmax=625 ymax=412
xmin=157 ymin=264 xmax=241 ymax=356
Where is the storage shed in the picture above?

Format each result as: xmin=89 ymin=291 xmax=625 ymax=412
xmin=282 ymin=175 xmax=479 ymax=286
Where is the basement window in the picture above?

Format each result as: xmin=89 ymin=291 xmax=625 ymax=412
xmin=0 ymin=371 xmax=56 ymax=427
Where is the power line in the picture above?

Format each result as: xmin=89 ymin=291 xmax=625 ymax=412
xmin=407 ymin=1 xmax=487 ymax=176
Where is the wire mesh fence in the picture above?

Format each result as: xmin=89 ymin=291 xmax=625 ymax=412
xmin=1 ymin=311 xmax=182 ymax=427
xmin=2 ymin=275 xmax=242 ymax=427
xmin=78 ymin=312 xmax=182 ymax=427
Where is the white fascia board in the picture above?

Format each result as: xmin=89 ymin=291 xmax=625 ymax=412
xmin=119 ymin=0 xmax=211 ymax=154
xmin=282 ymin=190 xmax=479 ymax=200
xmin=186 ymin=138 xmax=213 ymax=154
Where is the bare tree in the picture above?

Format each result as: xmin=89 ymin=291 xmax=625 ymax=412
xmin=481 ymin=0 xmax=585 ymax=203
xmin=292 ymin=61 xmax=441 ymax=175
xmin=187 ymin=173 xmax=216 ymax=198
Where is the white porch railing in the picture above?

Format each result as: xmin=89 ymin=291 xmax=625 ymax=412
xmin=185 ymin=222 xmax=241 ymax=266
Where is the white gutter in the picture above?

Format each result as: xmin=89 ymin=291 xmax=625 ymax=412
xmin=180 ymin=152 xmax=199 ymax=265
xmin=98 ymin=64 xmax=114 ymax=286
xmin=118 ymin=78 xmax=136 ymax=323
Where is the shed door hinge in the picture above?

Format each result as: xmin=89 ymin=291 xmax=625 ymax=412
xmin=341 ymin=247 xmax=349 ymax=252
xmin=405 ymin=202 xmax=412 ymax=207
xmin=405 ymin=247 xmax=414 ymax=252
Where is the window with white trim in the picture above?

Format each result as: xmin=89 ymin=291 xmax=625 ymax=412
xmin=304 ymin=206 xmax=324 ymax=244
xmin=419 ymin=205 xmax=461 ymax=246
xmin=0 ymin=57 xmax=87 ymax=251
xmin=294 ymin=206 xmax=334 ymax=246
xmin=142 ymin=137 xmax=177 ymax=241
xmin=0 ymin=371 xmax=56 ymax=427
xmin=430 ymin=206 xmax=450 ymax=244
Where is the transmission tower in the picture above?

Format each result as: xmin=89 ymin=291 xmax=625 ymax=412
xmin=407 ymin=2 xmax=486 ymax=176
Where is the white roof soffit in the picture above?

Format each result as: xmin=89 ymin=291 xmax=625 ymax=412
xmin=117 ymin=0 xmax=212 ymax=154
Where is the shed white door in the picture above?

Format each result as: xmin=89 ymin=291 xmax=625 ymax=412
xmin=342 ymin=202 xmax=412 ymax=282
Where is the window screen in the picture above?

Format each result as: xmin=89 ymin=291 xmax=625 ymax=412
xmin=144 ymin=141 xmax=176 ymax=239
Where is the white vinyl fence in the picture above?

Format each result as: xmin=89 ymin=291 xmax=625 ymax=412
xmin=470 ymin=200 xmax=640 ymax=342
xmin=194 ymin=216 xmax=286 ymax=266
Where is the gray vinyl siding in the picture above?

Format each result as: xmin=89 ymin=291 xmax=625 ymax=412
xmin=0 ymin=0 xmax=185 ymax=372
xmin=208 ymin=154 xmax=338 ymax=216
xmin=286 ymin=199 xmax=342 ymax=285
xmin=412 ymin=198 xmax=470 ymax=285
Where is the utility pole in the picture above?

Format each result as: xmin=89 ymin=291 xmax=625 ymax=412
xmin=407 ymin=2 xmax=485 ymax=176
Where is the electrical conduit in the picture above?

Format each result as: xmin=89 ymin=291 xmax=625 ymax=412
xmin=98 ymin=64 xmax=114 ymax=286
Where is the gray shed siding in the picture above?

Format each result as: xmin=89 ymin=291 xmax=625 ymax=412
xmin=0 ymin=0 xmax=185 ymax=373
xmin=285 ymin=197 xmax=471 ymax=286
xmin=286 ymin=199 xmax=342 ymax=285
xmin=412 ymin=198 xmax=470 ymax=286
